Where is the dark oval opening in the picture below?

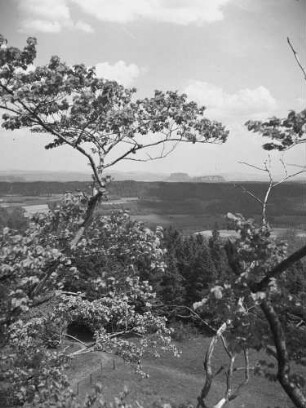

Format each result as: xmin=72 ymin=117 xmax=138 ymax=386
xmin=66 ymin=322 xmax=94 ymax=343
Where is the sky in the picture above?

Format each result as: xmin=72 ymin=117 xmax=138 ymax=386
xmin=0 ymin=0 xmax=306 ymax=178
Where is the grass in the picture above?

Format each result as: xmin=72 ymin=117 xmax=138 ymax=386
xmin=67 ymin=335 xmax=296 ymax=408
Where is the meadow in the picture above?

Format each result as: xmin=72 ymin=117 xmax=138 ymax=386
xmin=66 ymin=334 xmax=295 ymax=408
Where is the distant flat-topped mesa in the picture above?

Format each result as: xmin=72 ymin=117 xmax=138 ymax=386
xmin=192 ymin=175 xmax=225 ymax=183
xmin=167 ymin=173 xmax=225 ymax=182
xmin=167 ymin=172 xmax=191 ymax=182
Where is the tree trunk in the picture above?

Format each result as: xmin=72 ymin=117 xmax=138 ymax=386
xmin=70 ymin=190 xmax=103 ymax=249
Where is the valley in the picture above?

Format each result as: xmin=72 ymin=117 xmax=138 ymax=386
xmin=1 ymin=180 xmax=305 ymax=235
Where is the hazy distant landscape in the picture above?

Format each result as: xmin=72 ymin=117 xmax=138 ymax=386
xmin=2 ymin=169 xmax=306 ymax=183
xmin=1 ymin=177 xmax=305 ymax=235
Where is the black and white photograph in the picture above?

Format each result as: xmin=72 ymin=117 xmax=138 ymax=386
xmin=0 ymin=1 xmax=305 ymax=407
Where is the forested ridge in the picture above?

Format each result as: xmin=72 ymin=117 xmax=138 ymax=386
xmin=1 ymin=180 xmax=305 ymax=224
xmin=1 ymin=180 xmax=305 ymax=200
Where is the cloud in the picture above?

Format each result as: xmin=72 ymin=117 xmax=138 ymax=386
xmin=20 ymin=19 xmax=63 ymax=33
xmin=185 ymin=81 xmax=277 ymax=122
xmin=17 ymin=0 xmax=232 ymax=32
xmin=17 ymin=0 xmax=93 ymax=33
xmin=95 ymin=61 xmax=141 ymax=86
xmin=296 ymin=97 xmax=306 ymax=110
xmin=75 ymin=20 xmax=94 ymax=33
xmin=71 ymin=0 xmax=231 ymax=25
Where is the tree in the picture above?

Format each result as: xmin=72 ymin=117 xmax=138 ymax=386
xmin=0 ymin=206 xmax=28 ymax=232
xmin=193 ymin=212 xmax=306 ymax=408
xmin=0 ymin=194 xmax=178 ymax=406
xmin=246 ymin=38 xmax=306 ymax=152
xmin=0 ymin=34 xmax=229 ymax=407
xmin=242 ymin=38 xmax=306 ymax=406
xmin=159 ymin=227 xmax=186 ymax=307
xmin=0 ymin=34 xmax=228 ymax=252
xmin=192 ymin=148 xmax=306 ymax=407
xmin=191 ymin=37 xmax=306 ymax=408
xmin=155 ymin=230 xmax=219 ymax=313
xmin=209 ymin=224 xmax=231 ymax=282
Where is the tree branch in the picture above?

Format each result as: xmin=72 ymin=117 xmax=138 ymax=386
xmin=229 ymin=349 xmax=250 ymax=402
xmin=251 ymin=243 xmax=306 ymax=292
xmin=154 ymin=304 xmax=217 ymax=334
xmin=261 ymin=299 xmax=306 ymax=408
xmin=70 ymin=190 xmax=104 ymax=249
xmin=287 ymin=37 xmax=306 ymax=81
xmin=196 ymin=322 xmax=227 ymax=408
xmin=238 ymin=157 xmax=306 ymax=226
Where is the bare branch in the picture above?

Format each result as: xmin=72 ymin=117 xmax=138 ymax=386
xmin=0 ymin=104 xmax=22 ymax=115
xmin=229 ymin=349 xmax=250 ymax=401
xmin=225 ymin=354 xmax=236 ymax=401
xmin=238 ymin=157 xmax=306 ymax=226
xmin=122 ymin=141 xmax=179 ymax=163
xmin=237 ymin=158 xmax=273 ymax=225
xmin=196 ymin=322 xmax=228 ymax=408
xmin=287 ymin=37 xmax=306 ymax=81
xmin=220 ymin=334 xmax=232 ymax=359
xmin=238 ymin=160 xmax=267 ymax=173
xmin=154 ymin=304 xmax=217 ymax=334
xmin=68 ymin=344 xmax=95 ymax=358
xmin=64 ymin=334 xmax=88 ymax=348
xmin=234 ymin=184 xmax=263 ymax=206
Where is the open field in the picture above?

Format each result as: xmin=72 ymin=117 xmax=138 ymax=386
xmin=67 ymin=335 xmax=297 ymax=408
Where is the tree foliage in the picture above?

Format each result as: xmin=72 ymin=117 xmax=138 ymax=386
xmin=0 ymin=195 xmax=178 ymax=406
xmin=0 ymin=34 xmax=228 ymax=248
xmin=0 ymin=206 xmax=28 ymax=232
xmin=189 ymin=96 xmax=306 ymax=406
xmin=246 ymin=109 xmax=306 ymax=151
xmin=0 ymin=33 xmax=230 ymax=407
xmin=193 ymin=213 xmax=306 ymax=408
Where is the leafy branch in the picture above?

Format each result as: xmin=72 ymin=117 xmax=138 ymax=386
xmin=0 ymin=34 xmax=228 ymax=249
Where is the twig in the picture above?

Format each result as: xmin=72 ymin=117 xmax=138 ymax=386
xmin=238 ymin=161 xmax=267 ymax=173
xmin=229 ymin=349 xmax=250 ymax=401
xmin=64 ymin=334 xmax=88 ymax=348
xmin=234 ymin=184 xmax=263 ymax=206
xmin=68 ymin=344 xmax=96 ymax=358
xmin=287 ymin=37 xmax=306 ymax=81
xmin=225 ymin=354 xmax=236 ymax=401
xmin=238 ymin=157 xmax=306 ymax=226
xmin=156 ymin=304 xmax=217 ymax=334
xmin=220 ymin=334 xmax=232 ymax=359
